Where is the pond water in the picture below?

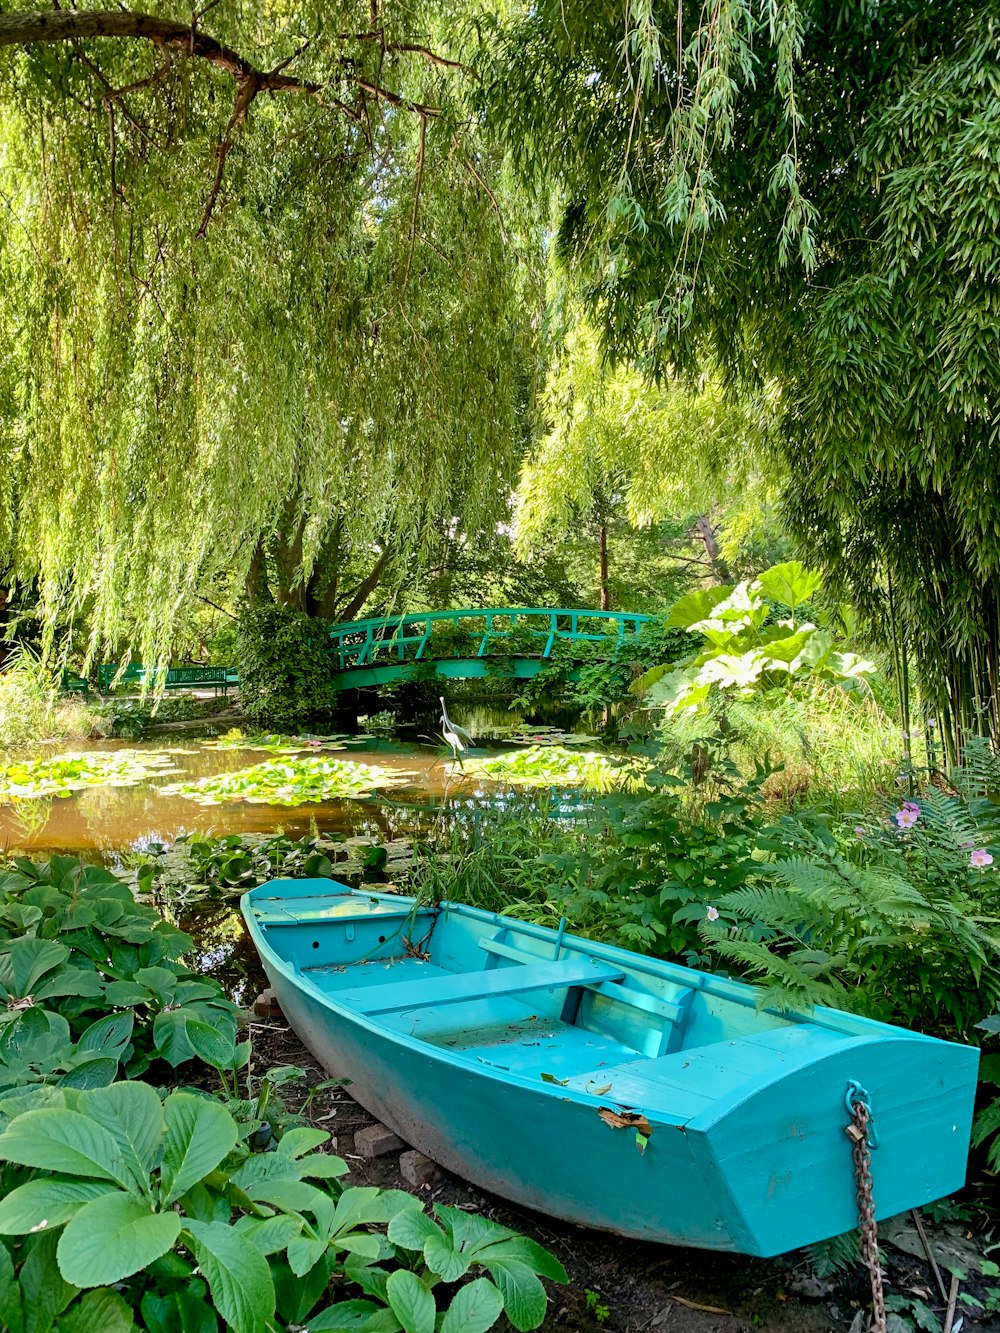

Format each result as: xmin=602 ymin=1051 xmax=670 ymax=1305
xmin=0 ymin=716 xmax=594 ymax=1005
xmin=0 ymin=734 xmax=454 ymax=857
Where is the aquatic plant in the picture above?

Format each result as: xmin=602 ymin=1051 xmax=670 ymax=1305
xmin=459 ymin=744 xmax=644 ymax=792
xmin=202 ymin=728 xmax=374 ymax=755
xmin=0 ymin=751 xmax=179 ymax=803
xmin=0 ymin=1083 xmax=564 ymax=1333
xmin=159 ymin=755 xmax=409 ymax=806
xmin=136 ymin=831 xmax=414 ymax=901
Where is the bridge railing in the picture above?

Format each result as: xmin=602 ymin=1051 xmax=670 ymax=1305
xmin=327 ymin=608 xmax=653 ymax=672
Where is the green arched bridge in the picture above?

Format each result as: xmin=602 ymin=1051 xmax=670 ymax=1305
xmin=328 ymin=608 xmax=652 ymax=690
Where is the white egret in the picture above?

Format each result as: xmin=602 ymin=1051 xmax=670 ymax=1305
xmin=440 ymin=696 xmax=474 ymax=762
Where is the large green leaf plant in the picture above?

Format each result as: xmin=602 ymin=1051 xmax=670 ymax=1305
xmin=0 ymin=1082 xmax=564 ymax=1333
xmin=0 ymin=858 xmax=241 ymax=1086
xmin=634 ymin=562 xmax=875 ymax=717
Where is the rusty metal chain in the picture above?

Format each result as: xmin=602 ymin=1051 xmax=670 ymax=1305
xmin=846 ymin=1084 xmax=887 ymax=1333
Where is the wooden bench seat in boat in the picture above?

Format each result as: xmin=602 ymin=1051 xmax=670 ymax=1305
xmin=479 ymin=932 xmax=694 ymax=1054
xmin=335 ymin=957 xmax=625 ymax=1016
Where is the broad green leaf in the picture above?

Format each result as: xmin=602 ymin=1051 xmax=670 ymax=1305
xmin=665 ymin=586 xmax=733 ymax=629
xmin=184 ymin=1219 xmax=276 ymax=1333
xmin=306 ymin=1301 xmax=383 ymax=1331
xmin=57 ymin=1193 xmax=181 ymax=1286
xmin=384 ymin=1270 xmax=435 ymax=1333
xmin=160 ymin=1092 xmax=238 ymax=1206
xmin=233 ymin=1213 xmax=303 ymax=1256
xmin=0 ymin=1108 xmax=131 ymax=1186
xmin=439 ymin=1279 xmax=504 ymax=1333
xmin=0 ymin=1178 xmax=115 ymax=1234
xmin=277 ymin=1127 xmax=330 ymax=1158
xmin=79 ymin=1081 xmax=164 ymax=1192
xmin=54 ymin=1288 xmax=134 ymax=1333
xmin=184 ymin=1021 xmax=236 ymax=1070
xmin=297 ymin=1152 xmax=349 ymax=1179
xmin=58 ymin=1057 xmax=120 ymax=1090
xmin=485 ymin=1260 xmax=548 ymax=1332
xmin=331 ymin=1188 xmax=387 ymax=1237
xmin=2 ymin=939 xmax=69 ymax=997
xmin=756 ymin=561 xmax=823 ymax=611
xmin=287 ymin=1233 xmax=331 ymax=1278
xmin=152 ymin=1011 xmax=196 ymax=1066
xmin=19 ymin=1227 xmax=78 ymax=1333
xmin=77 ymin=1013 xmax=134 ymax=1054
xmin=474 ymin=1237 xmax=568 ymax=1283
xmin=0 ymin=1238 xmax=22 ymax=1333
xmin=140 ymin=1290 xmax=218 ymax=1333
xmin=423 ymin=1229 xmax=471 ymax=1282
xmin=386 ymin=1207 xmax=441 ymax=1251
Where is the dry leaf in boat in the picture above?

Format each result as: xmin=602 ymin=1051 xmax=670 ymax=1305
xmin=541 ymin=1072 xmax=570 ymax=1086
xmin=598 ymin=1107 xmax=652 ymax=1137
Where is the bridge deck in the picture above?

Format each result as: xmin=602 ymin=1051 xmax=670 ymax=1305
xmin=326 ymin=607 xmax=652 ymax=691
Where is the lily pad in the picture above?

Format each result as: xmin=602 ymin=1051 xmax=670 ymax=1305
xmin=0 ymin=751 xmax=181 ymax=803
xmin=459 ymin=745 xmax=645 ymax=792
xmin=158 ymin=756 xmax=409 ymax=807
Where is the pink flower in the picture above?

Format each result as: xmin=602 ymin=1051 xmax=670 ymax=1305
xmin=854 ymin=826 xmax=866 ymax=838
xmin=902 ymin=801 xmax=920 ymax=813
xmin=970 ymin=848 xmax=994 ymax=869
xmin=894 ymin=808 xmax=919 ymax=829
xmin=706 ymin=905 xmax=720 ymax=922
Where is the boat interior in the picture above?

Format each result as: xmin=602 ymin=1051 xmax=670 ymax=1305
xmin=249 ymin=887 xmax=865 ymax=1109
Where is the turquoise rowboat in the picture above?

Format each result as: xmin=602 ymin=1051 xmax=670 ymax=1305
xmin=241 ymin=880 xmax=979 ymax=1256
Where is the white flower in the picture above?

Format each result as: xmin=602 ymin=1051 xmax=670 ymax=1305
xmin=706 ymin=905 xmax=720 ymax=922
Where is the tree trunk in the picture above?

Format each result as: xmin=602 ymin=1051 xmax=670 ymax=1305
xmin=244 ymin=541 xmax=273 ymax=605
xmin=599 ymin=523 xmax=610 ymax=611
xmin=332 ymin=546 xmax=394 ymax=622
xmin=693 ymin=515 xmax=731 ymax=583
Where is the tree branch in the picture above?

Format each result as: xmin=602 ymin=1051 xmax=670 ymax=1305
xmin=0 ymin=10 xmax=443 ymax=116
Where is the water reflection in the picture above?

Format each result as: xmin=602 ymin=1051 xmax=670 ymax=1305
xmin=0 ymin=721 xmax=598 ymax=1000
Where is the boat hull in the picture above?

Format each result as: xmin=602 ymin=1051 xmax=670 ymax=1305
xmin=243 ymin=884 xmax=979 ymax=1255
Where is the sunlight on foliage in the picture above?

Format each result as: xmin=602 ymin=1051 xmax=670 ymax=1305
xmin=0 ymin=751 xmax=179 ymax=803
xmin=160 ymin=756 xmax=410 ymax=806
xmin=459 ymin=744 xmax=646 ymax=792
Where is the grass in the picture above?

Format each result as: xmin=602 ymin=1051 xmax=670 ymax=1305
xmin=0 ymin=650 xmax=97 ymax=750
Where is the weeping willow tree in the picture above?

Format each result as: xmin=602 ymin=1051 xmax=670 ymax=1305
xmin=486 ymin=0 xmax=1000 ymax=759
xmin=0 ymin=1 xmax=541 ymax=665
xmin=514 ymin=310 xmax=778 ymax=603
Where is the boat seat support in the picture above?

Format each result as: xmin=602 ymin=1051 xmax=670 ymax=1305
xmin=338 ymin=957 xmax=626 ymax=1016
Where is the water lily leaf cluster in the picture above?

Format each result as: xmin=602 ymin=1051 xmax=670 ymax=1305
xmin=634 ymin=563 xmax=875 ymax=717
xmin=0 ymin=751 xmax=180 ymax=803
xmin=137 ymin=832 xmax=415 ymax=902
xmin=160 ymin=757 xmax=410 ymax=807
xmin=202 ymin=731 xmax=375 ymax=756
xmin=460 ymin=745 xmax=645 ymax=793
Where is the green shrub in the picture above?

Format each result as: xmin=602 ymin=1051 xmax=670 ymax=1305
xmin=92 ymin=695 xmax=226 ymax=739
xmin=236 ymin=606 xmax=340 ymax=731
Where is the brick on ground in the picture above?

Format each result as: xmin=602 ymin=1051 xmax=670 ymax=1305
xmin=355 ymin=1122 xmax=407 ymax=1158
xmin=400 ymin=1150 xmax=443 ymax=1189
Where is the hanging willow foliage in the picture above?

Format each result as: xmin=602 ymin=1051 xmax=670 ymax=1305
xmin=485 ymin=1 xmax=1000 ymax=758
xmin=0 ymin=1 xmax=542 ymax=664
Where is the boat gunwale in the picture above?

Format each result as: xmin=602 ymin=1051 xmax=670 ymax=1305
xmin=241 ymin=882 xmax=959 ymax=1129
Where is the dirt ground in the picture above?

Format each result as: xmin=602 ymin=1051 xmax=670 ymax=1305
xmin=248 ymin=1019 xmax=1000 ymax=1333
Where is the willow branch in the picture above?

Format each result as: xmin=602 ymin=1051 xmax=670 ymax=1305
xmin=0 ymin=11 xmax=442 ymax=116
xmin=401 ymin=111 xmax=427 ymax=289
